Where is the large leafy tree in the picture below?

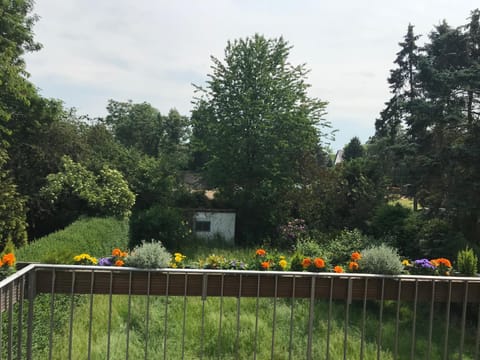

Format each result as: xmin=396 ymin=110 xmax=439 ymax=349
xmin=192 ymin=34 xmax=331 ymax=242
xmin=0 ymin=0 xmax=40 ymax=248
xmin=373 ymin=9 xmax=480 ymax=244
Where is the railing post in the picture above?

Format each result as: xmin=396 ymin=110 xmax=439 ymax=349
xmin=26 ymin=269 xmax=36 ymax=360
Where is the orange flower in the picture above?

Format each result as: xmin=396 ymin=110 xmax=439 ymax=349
xmin=115 ymin=259 xmax=124 ymax=267
xmin=302 ymin=257 xmax=312 ymax=269
xmin=261 ymin=261 xmax=270 ymax=270
xmin=432 ymin=258 xmax=452 ymax=268
xmin=351 ymin=252 xmax=361 ymax=261
xmin=0 ymin=260 xmax=3 ymax=267
xmin=334 ymin=265 xmax=344 ymax=273
xmin=348 ymin=261 xmax=359 ymax=271
xmin=256 ymin=249 xmax=266 ymax=257
xmin=112 ymin=248 xmax=122 ymax=257
xmin=313 ymin=258 xmax=325 ymax=268
xmin=120 ymin=251 xmax=128 ymax=258
xmin=2 ymin=253 xmax=15 ymax=267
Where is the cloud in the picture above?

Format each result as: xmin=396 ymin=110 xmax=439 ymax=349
xmin=25 ymin=0 xmax=480 ymax=148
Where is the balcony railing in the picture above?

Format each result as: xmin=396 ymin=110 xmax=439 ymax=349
xmin=1 ymin=264 xmax=480 ymax=359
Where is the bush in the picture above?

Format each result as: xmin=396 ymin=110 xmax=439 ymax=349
xmin=357 ymin=244 xmax=403 ymax=275
xmin=294 ymin=237 xmax=328 ymax=261
xmin=323 ymin=229 xmax=372 ymax=265
xmin=417 ymin=218 xmax=466 ymax=259
xmin=129 ymin=205 xmax=190 ymax=250
xmin=125 ymin=241 xmax=171 ymax=269
xmin=457 ymin=247 xmax=478 ymax=276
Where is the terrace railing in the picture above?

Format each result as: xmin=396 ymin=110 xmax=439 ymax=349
xmin=1 ymin=264 xmax=480 ymax=359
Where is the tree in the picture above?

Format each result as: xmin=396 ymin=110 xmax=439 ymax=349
xmin=0 ymin=0 xmax=40 ymax=245
xmin=41 ymin=156 xmax=136 ymax=219
xmin=192 ymin=34 xmax=331 ymax=241
xmin=343 ymin=136 xmax=364 ymax=161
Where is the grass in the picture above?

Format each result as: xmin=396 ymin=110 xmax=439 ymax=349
xmin=16 ymin=216 xmax=129 ymax=263
xmin=9 ymin=217 xmax=479 ymax=359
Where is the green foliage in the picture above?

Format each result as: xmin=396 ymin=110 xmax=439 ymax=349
xmin=358 ymin=244 xmax=404 ymax=275
xmin=125 ymin=241 xmax=171 ymax=269
xmin=457 ymin=247 xmax=478 ymax=276
xmin=323 ymin=229 xmax=372 ymax=265
xmin=417 ymin=217 xmax=467 ymax=259
xmin=129 ymin=205 xmax=190 ymax=251
xmin=343 ymin=136 xmax=364 ymax=161
xmin=192 ymin=34 xmax=331 ymax=242
xmin=41 ymin=156 xmax=135 ymax=218
xmin=0 ymin=168 xmax=27 ymax=250
xmin=294 ymin=237 xmax=326 ymax=260
xmin=16 ymin=217 xmax=129 ymax=263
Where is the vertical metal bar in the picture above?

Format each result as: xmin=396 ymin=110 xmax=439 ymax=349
xmin=459 ymin=282 xmax=469 ymax=359
xmin=427 ymin=280 xmax=436 ymax=360
xmin=306 ymin=276 xmax=316 ymax=360
xmin=270 ymin=275 xmax=278 ymax=360
xmin=235 ymin=274 xmax=243 ymax=360
xmin=106 ymin=271 xmax=113 ymax=360
xmin=181 ymin=273 xmax=188 ymax=360
xmin=377 ymin=278 xmax=385 ymax=360
xmin=125 ymin=271 xmax=132 ymax=360
xmin=48 ymin=269 xmax=56 ymax=360
xmin=288 ymin=275 xmax=296 ymax=360
xmin=325 ymin=277 xmax=334 ymax=360
xmin=26 ymin=270 xmax=36 ymax=360
xmin=217 ymin=273 xmax=224 ymax=359
xmin=68 ymin=271 xmax=76 ymax=360
xmin=360 ymin=278 xmax=369 ymax=360
xmin=144 ymin=271 xmax=151 ymax=360
xmin=200 ymin=273 xmax=208 ymax=360
xmin=253 ymin=274 xmax=260 ymax=360
xmin=163 ymin=272 xmax=170 ymax=360
xmin=393 ymin=279 xmax=402 ymax=360
xmin=7 ymin=283 xmax=14 ymax=360
xmin=344 ymin=278 xmax=352 ymax=360
xmin=442 ymin=280 xmax=452 ymax=360
xmin=410 ymin=280 xmax=418 ymax=360
xmin=475 ymin=303 xmax=480 ymax=359
xmin=0 ymin=287 xmax=3 ymax=358
xmin=16 ymin=277 xmax=25 ymax=360
xmin=87 ymin=271 xmax=95 ymax=360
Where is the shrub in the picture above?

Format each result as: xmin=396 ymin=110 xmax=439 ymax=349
xmin=357 ymin=244 xmax=403 ymax=275
xmin=417 ymin=218 xmax=466 ymax=259
xmin=457 ymin=247 xmax=478 ymax=276
xmin=323 ymin=229 xmax=372 ymax=265
xmin=125 ymin=241 xmax=171 ymax=269
xmin=294 ymin=237 xmax=326 ymax=260
xmin=129 ymin=205 xmax=190 ymax=251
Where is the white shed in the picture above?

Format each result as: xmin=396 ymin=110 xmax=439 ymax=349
xmin=193 ymin=209 xmax=236 ymax=244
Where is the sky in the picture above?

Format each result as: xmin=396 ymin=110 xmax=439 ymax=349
xmin=24 ymin=0 xmax=479 ymax=150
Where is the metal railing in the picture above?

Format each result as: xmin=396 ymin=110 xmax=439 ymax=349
xmin=1 ymin=264 xmax=480 ymax=359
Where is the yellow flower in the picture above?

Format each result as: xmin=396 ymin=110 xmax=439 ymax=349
xmin=174 ymin=253 xmax=185 ymax=263
xmin=402 ymin=259 xmax=411 ymax=266
xmin=279 ymin=259 xmax=287 ymax=269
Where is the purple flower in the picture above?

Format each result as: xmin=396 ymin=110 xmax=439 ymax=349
xmin=99 ymin=257 xmax=113 ymax=266
xmin=414 ymin=259 xmax=435 ymax=269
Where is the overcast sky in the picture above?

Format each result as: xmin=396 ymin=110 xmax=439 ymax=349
xmin=25 ymin=0 xmax=479 ymax=150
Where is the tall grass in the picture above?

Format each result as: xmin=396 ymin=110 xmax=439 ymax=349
xmin=16 ymin=217 xmax=129 ymax=263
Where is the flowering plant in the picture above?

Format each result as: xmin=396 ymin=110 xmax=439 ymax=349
xmin=73 ymin=253 xmax=98 ymax=265
xmin=98 ymin=248 xmax=128 ymax=267
xmin=300 ymin=256 xmax=326 ymax=272
xmin=348 ymin=252 xmax=361 ymax=272
xmin=334 ymin=265 xmax=344 ymax=273
xmin=430 ymin=258 xmax=452 ymax=276
xmin=170 ymin=252 xmax=186 ymax=268
xmin=0 ymin=253 xmax=16 ymax=280
xmin=410 ymin=259 xmax=436 ymax=275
